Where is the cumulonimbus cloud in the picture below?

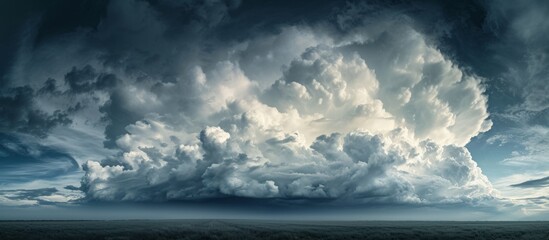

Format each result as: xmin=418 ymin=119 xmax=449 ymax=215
xmin=2 ymin=0 xmax=495 ymax=206
xmin=77 ymin=1 xmax=493 ymax=205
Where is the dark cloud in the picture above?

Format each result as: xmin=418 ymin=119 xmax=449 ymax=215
xmin=64 ymin=185 xmax=82 ymax=191
xmin=460 ymin=0 xmax=549 ymax=174
xmin=33 ymin=0 xmax=108 ymax=44
xmin=64 ymin=65 xmax=119 ymax=93
xmin=99 ymin=90 xmax=144 ymax=148
xmin=37 ymin=78 xmax=60 ymax=95
xmin=95 ymin=73 xmax=119 ymax=90
xmin=0 ymin=0 xmax=109 ymax=87
xmin=511 ymin=176 xmax=549 ymax=188
xmin=0 ymin=188 xmax=57 ymax=200
xmin=0 ymin=86 xmax=72 ymax=138
xmin=0 ymin=188 xmax=68 ymax=205
xmin=0 ymin=133 xmax=79 ymax=183
xmin=65 ymin=65 xmax=98 ymax=93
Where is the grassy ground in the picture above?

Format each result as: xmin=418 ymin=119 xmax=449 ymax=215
xmin=1 ymin=220 xmax=548 ymax=239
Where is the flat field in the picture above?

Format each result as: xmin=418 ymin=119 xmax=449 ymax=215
xmin=1 ymin=220 xmax=548 ymax=240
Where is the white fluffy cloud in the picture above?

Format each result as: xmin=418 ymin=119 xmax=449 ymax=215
xmin=82 ymin=115 xmax=493 ymax=204
xmin=79 ymin=13 xmax=494 ymax=205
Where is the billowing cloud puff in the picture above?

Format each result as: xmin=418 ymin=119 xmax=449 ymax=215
xmin=82 ymin=116 xmax=493 ymax=204
xmin=80 ymin=14 xmax=493 ymax=205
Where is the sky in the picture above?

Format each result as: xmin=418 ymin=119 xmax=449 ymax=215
xmin=0 ymin=0 xmax=548 ymax=220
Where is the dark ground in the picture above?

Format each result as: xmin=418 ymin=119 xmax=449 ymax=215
xmin=1 ymin=220 xmax=548 ymax=240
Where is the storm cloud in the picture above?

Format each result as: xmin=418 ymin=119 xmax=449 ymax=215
xmin=27 ymin=0 xmax=492 ymax=205
xmin=2 ymin=0 xmax=548 ymax=219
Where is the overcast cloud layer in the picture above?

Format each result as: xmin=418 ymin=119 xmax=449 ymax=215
xmin=0 ymin=0 xmax=548 ymax=219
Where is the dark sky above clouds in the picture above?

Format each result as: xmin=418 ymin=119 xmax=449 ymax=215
xmin=0 ymin=0 xmax=548 ymax=220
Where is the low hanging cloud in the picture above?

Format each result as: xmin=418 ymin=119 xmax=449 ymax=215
xmin=0 ymin=133 xmax=79 ymax=183
xmin=511 ymin=176 xmax=549 ymax=188
xmin=0 ymin=188 xmax=81 ymax=206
